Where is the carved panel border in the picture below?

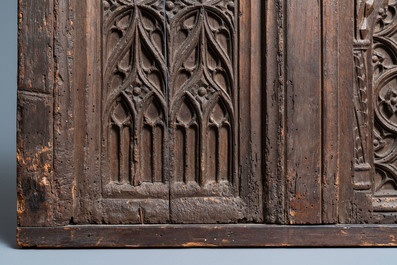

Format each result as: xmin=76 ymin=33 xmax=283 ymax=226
xmin=353 ymin=0 xmax=397 ymax=222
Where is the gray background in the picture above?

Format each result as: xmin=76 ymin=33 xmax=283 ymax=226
xmin=0 ymin=0 xmax=396 ymax=264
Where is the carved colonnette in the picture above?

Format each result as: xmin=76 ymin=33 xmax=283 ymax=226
xmin=351 ymin=0 xmax=377 ymax=222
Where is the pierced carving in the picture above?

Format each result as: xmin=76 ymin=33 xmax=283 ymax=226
xmin=373 ymin=0 xmax=397 ymax=196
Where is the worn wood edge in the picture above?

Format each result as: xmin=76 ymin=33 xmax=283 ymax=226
xmin=16 ymin=224 xmax=397 ymax=248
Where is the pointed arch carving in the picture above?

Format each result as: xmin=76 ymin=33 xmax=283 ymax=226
xmin=102 ymin=0 xmax=168 ymax=195
xmin=170 ymin=93 xmax=201 ymax=184
xmin=107 ymin=94 xmax=134 ymax=184
xmin=168 ymin=3 xmax=235 ymax=100
xmin=167 ymin=1 xmax=237 ymax=192
xmin=100 ymin=0 xmax=244 ymax=222
xmin=139 ymin=93 xmax=167 ymax=185
xmin=204 ymin=94 xmax=233 ymax=184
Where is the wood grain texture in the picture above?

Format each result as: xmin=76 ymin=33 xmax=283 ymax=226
xmin=18 ymin=0 xmax=54 ymax=94
xmin=52 ymin=0 xmax=77 ymax=226
xmin=338 ymin=0 xmax=355 ymax=224
xmin=17 ymin=224 xmax=397 ymax=248
xmin=237 ymin=0 xmax=264 ymax=223
xmin=285 ymin=1 xmax=322 ymax=224
xmin=17 ymin=0 xmax=55 ymax=227
xmin=321 ymin=0 xmax=339 ymax=224
xmin=17 ymin=92 xmax=54 ymax=226
xmin=264 ymin=0 xmax=287 ymax=225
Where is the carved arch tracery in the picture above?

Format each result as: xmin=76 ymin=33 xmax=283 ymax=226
xmin=372 ymin=0 xmax=397 ymax=196
xmin=102 ymin=1 xmax=168 ymax=191
xmin=354 ymin=0 xmax=397 ymax=217
xmin=101 ymin=0 xmax=237 ymax=196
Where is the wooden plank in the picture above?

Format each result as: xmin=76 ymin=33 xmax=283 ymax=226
xmin=52 ymin=0 xmax=77 ymax=225
xmin=285 ymin=1 xmax=322 ymax=223
xmin=238 ymin=0 xmax=264 ymax=223
xmin=321 ymin=0 xmax=339 ymax=224
xmin=248 ymin=0 xmax=264 ymax=222
xmin=76 ymin=0 xmax=103 ymax=223
xmin=337 ymin=0 xmax=355 ymax=224
xmin=18 ymin=0 xmax=54 ymax=94
xmin=17 ymin=0 xmax=55 ymax=227
xmin=17 ymin=224 xmax=397 ymax=248
xmin=17 ymin=92 xmax=54 ymax=227
xmin=264 ymin=0 xmax=287 ymax=224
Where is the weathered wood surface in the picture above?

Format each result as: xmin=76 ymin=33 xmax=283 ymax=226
xmin=17 ymin=0 xmax=55 ymax=227
xmin=17 ymin=225 xmax=397 ymax=248
xmin=338 ymin=0 xmax=356 ymax=224
xmin=285 ymin=0 xmax=322 ymax=224
xmin=17 ymin=0 xmax=397 ymax=248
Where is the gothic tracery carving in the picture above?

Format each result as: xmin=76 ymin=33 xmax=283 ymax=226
xmin=102 ymin=0 xmax=237 ymax=193
xmin=372 ymin=0 xmax=397 ymax=196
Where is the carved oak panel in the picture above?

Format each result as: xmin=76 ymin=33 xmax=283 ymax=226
xmin=94 ymin=0 xmax=255 ymax=224
xmin=373 ymin=1 xmax=397 ymax=198
xmin=101 ymin=0 xmax=170 ymax=223
xmin=352 ymin=0 xmax=397 ymax=222
xmin=18 ymin=0 xmax=397 ymax=248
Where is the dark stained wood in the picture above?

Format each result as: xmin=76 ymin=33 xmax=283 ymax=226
xmin=77 ymin=0 xmax=104 ymax=224
xmin=17 ymin=92 xmax=54 ymax=227
xmin=264 ymin=0 xmax=287 ymax=225
xmin=166 ymin=0 xmax=263 ymax=223
xmin=350 ymin=0 xmax=378 ymax=224
xmin=18 ymin=0 xmax=54 ymax=94
xmin=321 ymin=0 xmax=339 ymax=224
xmin=17 ymin=224 xmax=397 ymax=248
xmin=18 ymin=0 xmax=397 ymax=247
xmin=338 ymin=0 xmax=356 ymax=224
xmin=370 ymin=0 xmax=397 ymax=223
xmin=52 ymin=0 xmax=77 ymax=226
xmin=237 ymin=0 xmax=264 ymax=223
xmin=285 ymin=1 xmax=322 ymax=224
xmin=17 ymin=0 xmax=55 ymax=227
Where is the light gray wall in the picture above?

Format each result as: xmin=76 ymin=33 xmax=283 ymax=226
xmin=0 ymin=0 xmax=18 ymax=251
xmin=0 ymin=0 xmax=395 ymax=264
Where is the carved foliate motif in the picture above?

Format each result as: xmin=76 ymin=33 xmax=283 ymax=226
xmin=102 ymin=0 xmax=237 ymax=195
xmin=372 ymin=0 xmax=397 ymax=196
xmin=353 ymin=0 xmax=375 ymax=190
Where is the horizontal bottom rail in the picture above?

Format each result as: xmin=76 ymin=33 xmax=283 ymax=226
xmin=17 ymin=224 xmax=397 ymax=248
